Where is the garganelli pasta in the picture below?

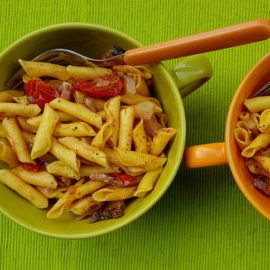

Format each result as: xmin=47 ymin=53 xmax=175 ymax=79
xmin=0 ymin=50 xmax=176 ymax=223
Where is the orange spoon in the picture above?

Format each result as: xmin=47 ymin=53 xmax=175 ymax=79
xmin=124 ymin=19 xmax=270 ymax=65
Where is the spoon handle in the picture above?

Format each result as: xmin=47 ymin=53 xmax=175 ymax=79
xmin=124 ymin=19 xmax=270 ymax=65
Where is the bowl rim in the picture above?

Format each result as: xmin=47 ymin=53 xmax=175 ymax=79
xmin=0 ymin=22 xmax=186 ymax=238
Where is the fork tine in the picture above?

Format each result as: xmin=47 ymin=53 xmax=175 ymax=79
xmin=5 ymin=69 xmax=25 ymax=89
xmin=10 ymin=80 xmax=24 ymax=90
xmin=253 ymin=81 xmax=270 ymax=97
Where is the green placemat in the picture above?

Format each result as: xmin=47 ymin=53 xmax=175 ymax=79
xmin=0 ymin=0 xmax=269 ymax=269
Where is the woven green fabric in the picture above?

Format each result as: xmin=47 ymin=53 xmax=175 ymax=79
xmin=0 ymin=0 xmax=269 ymax=269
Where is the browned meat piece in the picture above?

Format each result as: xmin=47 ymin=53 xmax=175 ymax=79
xmin=89 ymin=200 xmax=125 ymax=223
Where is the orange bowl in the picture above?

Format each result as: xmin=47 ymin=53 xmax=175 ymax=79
xmin=226 ymin=52 xmax=270 ymax=220
xmin=185 ymin=52 xmax=270 ymax=220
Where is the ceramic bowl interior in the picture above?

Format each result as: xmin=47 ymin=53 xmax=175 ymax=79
xmin=0 ymin=23 xmax=185 ymax=238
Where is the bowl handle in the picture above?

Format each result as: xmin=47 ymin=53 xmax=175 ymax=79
xmin=184 ymin=142 xmax=228 ymax=168
xmin=170 ymin=54 xmax=213 ymax=97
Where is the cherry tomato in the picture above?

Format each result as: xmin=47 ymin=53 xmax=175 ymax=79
xmin=73 ymin=73 xmax=125 ymax=98
xmin=24 ymin=80 xmax=59 ymax=109
xmin=109 ymin=173 xmax=137 ymax=187
xmin=22 ymin=163 xmax=45 ymax=172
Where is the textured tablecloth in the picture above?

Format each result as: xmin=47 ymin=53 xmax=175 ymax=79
xmin=0 ymin=0 xmax=269 ymax=269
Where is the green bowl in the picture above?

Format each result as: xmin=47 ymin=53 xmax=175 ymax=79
xmin=0 ymin=23 xmax=212 ymax=238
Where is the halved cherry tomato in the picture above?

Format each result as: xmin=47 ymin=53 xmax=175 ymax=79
xmin=22 ymin=163 xmax=45 ymax=172
xmin=73 ymin=73 xmax=125 ymax=98
xmin=24 ymin=80 xmax=59 ymax=109
xmin=109 ymin=173 xmax=138 ymax=187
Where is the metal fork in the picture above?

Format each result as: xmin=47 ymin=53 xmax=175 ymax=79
xmin=5 ymin=48 xmax=125 ymax=89
xmin=6 ymin=19 xmax=270 ymax=89
xmin=253 ymin=81 xmax=270 ymax=97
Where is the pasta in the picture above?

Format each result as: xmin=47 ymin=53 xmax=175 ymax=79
xmin=12 ymin=166 xmax=57 ymax=188
xmin=0 ymin=138 xmax=19 ymax=167
xmin=50 ymin=98 xmax=102 ymax=128
xmin=46 ymin=160 xmax=80 ymax=180
xmin=59 ymin=137 xmax=108 ymax=167
xmin=2 ymin=117 xmax=34 ymax=163
xmin=150 ymin=128 xmax=176 ymax=156
xmin=118 ymin=106 xmax=135 ymax=150
xmin=66 ymin=65 xmax=111 ymax=80
xmin=0 ymin=103 xmax=40 ymax=117
xmin=0 ymin=169 xmax=48 ymax=208
xmin=0 ymin=52 xmax=176 ymax=223
xmin=0 ymin=90 xmax=24 ymax=102
xmin=134 ymin=168 xmax=163 ymax=197
xmin=31 ymin=104 xmax=59 ymax=159
xmin=104 ymin=96 xmax=121 ymax=146
xmin=49 ymin=138 xmax=80 ymax=171
xmin=133 ymin=119 xmax=148 ymax=153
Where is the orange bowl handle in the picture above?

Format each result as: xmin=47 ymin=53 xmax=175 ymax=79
xmin=184 ymin=142 xmax=228 ymax=168
xmin=124 ymin=19 xmax=270 ymax=65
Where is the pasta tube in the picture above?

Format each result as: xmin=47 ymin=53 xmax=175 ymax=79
xmin=66 ymin=65 xmax=111 ymax=80
xmin=113 ymin=65 xmax=152 ymax=79
xmin=47 ymin=187 xmax=76 ymax=218
xmin=241 ymin=133 xmax=270 ymax=158
xmin=0 ymin=103 xmax=40 ymax=117
xmin=0 ymin=138 xmax=19 ymax=167
xmin=0 ymin=169 xmax=48 ymax=208
xmin=27 ymin=111 xmax=76 ymax=127
xmin=0 ymin=123 xmax=6 ymax=137
xmin=91 ymin=122 xmax=112 ymax=149
xmin=92 ymin=98 xmax=105 ymax=111
xmin=31 ymin=104 xmax=59 ymax=159
xmin=132 ymin=119 xmax=148 ymax=153
xmin=104 ymin=96 xmax=121 ymax=146
xmin=12 ymin=166 xmax=57 ymax=188
xmin=46 ymin=161 xmax=80 ymax=180
xmin=2 ymin=117 xmax=33 ymax=163
xmin=19 ymin=59 xmax=70 ymax=80
xmin=92 ymin=185 xmax=136 ymax=201
xmin=69 ymin=196 xmax=103 ymax=216
xmin=150 ymin=128 xmax=176 ymax=156
xmin=130 ymin=74 xmax=150 ymax=96
xmin=121 ymin=93 xmax=161 ymax=106
xmin=37 ymin=186 xmax=67 ymax=199
xmin=53 ymin=122 xmax=96 ymax=137
xmin=50 ymin=98 xmax=102 ymax=128
xmin=234 ymin=127 xmax=252 ymax=150
xmin=254 ymin=155 xmax=270 ymax=173
xmin=80 ymin=165 xmax=120 ymax=177
xmin=73 ymin=91 xmax=86 ymax=104
xmin=114 ymin=148 xmax=167 ymax=171
xmin=134 ymin=168 xmax=163 ymax=197
xmin=22 ymin=131 xmax=35 ymax=144
xmin=13 ymin=95 xmax=29 ymax=105
xmin=49 ymin=138 xmax=80 ymax=172
xmin=75 ymin=180 xmax=106 ymax=199
xmin=244 ymin=96 xmax=270 ymax=113
xmin=59 ymin=137 xmax=108 ymax=167
xmin=118 ymin=106 xmax=135 ymax=150
xmin=17 ymin=117 xmax=38 ymax=133
xmin=97 ymin=110 xmax=106 ymax=120
xmin=259 ymin=109 xmax=270 ymax=133
xmin=0 ymin=90 xmax=24 ymax=102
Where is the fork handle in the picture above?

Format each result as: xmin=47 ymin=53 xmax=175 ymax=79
xmin=124 ymin=19 xmax=270 ymax=65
